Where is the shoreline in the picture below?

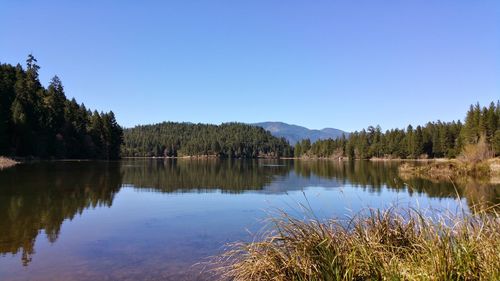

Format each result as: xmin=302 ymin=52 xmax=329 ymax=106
xmin=3 ymin=155 xmax=495 ymax=165
xmin=122 ymin=156 xmax=463 ymax=163
xmin=398 ymin=157 xmax=500 ymax=181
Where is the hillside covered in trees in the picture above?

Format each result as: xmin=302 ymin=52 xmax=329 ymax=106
xmin=122 ymin=122 xmax=293 ymax=158
xmin=2 ymin=55 xmax=496 ymax=161
xmin=0 ymin=55 xmax=123 ymax=159
xmin=295 ymin=102 xmax=500 ymax=159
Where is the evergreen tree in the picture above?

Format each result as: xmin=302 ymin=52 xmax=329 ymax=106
xmin=294 ymin=142 xmax=302 ymax=157
xmin=0 ymin=55 xmax=123 ymax=159
xmin=122 ymin=122 xmax=292 ymax=158
xmin=0 ymin=64 xmax=17 ymax=154
xmin=414 ymin=125 xmax=424 ymax=157
xmin=298 ymin=101 xmax=497 ymax=159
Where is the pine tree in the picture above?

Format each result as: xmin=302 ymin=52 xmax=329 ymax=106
xmin=44 ymin=76 xmax=66 ymax=131
xmin=0 ymin=64 xmax=17 ymax=154
xmin=486 ymin=102 xmax=498 ymax=142
xmin=294 ymin=142 xmax=302 ymax=157
xmin=414 ymin=125 xmax=424 ymax=158
xmin=406 ymin=125 xmax=415 ymax=158
xmin=101 ymin=111 xmax=123 ymax=159
xmin=0 ymin=55 xmax=124 ymax=159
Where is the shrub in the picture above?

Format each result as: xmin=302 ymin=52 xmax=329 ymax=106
xmin=460 ymin=136 xmax=494 ymax=164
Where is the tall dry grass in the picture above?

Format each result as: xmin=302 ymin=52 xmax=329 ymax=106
xmin=0 ymin=157 xmax=18 ymax=169
xmin=213 ymin=206 xmax=500 ymax=281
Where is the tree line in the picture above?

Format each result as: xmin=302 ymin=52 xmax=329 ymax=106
xmin=0 ymin=55 xmax=123 ymax=159
xmin=2 ymin=55 xmax=497 ymax=161
xmin=122 ymin=122 xmax=293 ymax=158
xmin=295 ymin=102 xmax=500 ymax=159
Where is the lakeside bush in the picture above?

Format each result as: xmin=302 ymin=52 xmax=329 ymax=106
xmin=214 ymin=207 xmax=500 ymax=281
xmin=460 ymin=136 xmax=495 ymax=164
xmin=0 ymin=157 xmax=18 ymax=169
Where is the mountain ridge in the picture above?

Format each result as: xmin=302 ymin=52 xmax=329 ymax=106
xmin=252 ymin=122 xmax=349 ymax=144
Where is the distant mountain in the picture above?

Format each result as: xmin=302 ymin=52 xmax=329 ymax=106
xmin=253 ymin=122 xmax=349 ymax=144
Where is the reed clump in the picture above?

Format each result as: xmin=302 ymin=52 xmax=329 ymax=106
xmin=0 ymin=157 xmax=18 ymax=169
xmin=214 ymin=207 xmax=500 ymax=280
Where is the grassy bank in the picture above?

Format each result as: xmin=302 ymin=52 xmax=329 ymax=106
xmin=0 ymin=157 xmax=18 ymax=169
xmin=214 ymin=207 xmax=500 ymax=281
xmin=398 ymin=158 xmax=500 ymax=181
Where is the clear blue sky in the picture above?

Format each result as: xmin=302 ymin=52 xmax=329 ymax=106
xmin=1 ymin=0 xmax=498 ymax=131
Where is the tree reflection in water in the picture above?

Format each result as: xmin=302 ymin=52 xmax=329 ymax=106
xmin=0 ymin=159 xmax=497 ymax=266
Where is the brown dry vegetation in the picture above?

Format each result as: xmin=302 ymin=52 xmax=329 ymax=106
xmin=398 ymin=141 xmax=498 ymax=181
xmin=489 ymin=158 xmax=500 ymax=185
xmin=213 ymin=207 xmax=500 ymax=281
xmin=398 ymin=160 xmax=492 ymax=180
xmin=0 ymin=157 xmax=18 ymax=169
xmin=459 ymin=137 xmax=495 ymax=164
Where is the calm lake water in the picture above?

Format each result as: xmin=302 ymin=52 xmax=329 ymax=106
xmin=0 ymin=159 xmax=498 ymax=281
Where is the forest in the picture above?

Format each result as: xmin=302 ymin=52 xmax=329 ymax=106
xmin=2 ymin=56 xmax=497 ymax=161
xmin=122 ymin=122 xmax=293 ymax=158
xmin=0 ymin=55 xmax=123 ymax=159
xmin=295 ymin=102 xmax=500 ymax=159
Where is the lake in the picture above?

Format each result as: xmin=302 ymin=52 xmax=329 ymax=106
xmin=0 ymin=159 xmax=498 ymax=281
